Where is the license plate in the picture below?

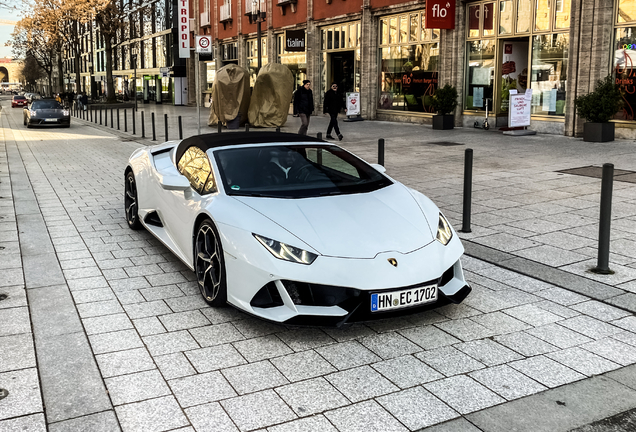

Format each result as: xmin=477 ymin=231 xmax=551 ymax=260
xmin=45 ymin=118 xmax=57 ymax=122
xmin=371 ymin=284 xmax=438 ymax=312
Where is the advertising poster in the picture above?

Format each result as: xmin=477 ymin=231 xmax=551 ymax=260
xmin=509 ymin=93 xmax=531 ymax=127
xmin=346 ymin=92 xmax=361 ymax=115
xmin=473 ymin=87 xmax=484 ymax=107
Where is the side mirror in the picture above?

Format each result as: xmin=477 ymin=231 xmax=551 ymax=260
xmin=370 ymin=163 xmax=386 ymax=174
xmin=160 ymin=175 xmax=191 ymax=191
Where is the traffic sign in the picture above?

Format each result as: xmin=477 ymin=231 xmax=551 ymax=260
xmin=196 ymin=36 xmax=212 ymax=54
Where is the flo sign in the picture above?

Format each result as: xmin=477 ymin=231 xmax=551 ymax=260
xmin=426 ymin=0 xmax=455 ymax=29
xmin=178 ymin=0 xmax=190 ymax=58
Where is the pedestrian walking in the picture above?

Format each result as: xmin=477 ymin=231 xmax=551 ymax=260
xmin=293 ymin=80 xmax=314 ymax=136
xmin=323 ymin=83 xmax=346 ymax=140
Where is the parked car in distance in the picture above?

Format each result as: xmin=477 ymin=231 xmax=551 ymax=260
xmin=24 ymin=100 xmax=71 ymax=128
xmin=11 ymin=95 xmax=27 ymax=108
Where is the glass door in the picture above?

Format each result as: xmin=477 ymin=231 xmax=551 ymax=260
xmin=495 ymin=37 xmax=529 ymax=123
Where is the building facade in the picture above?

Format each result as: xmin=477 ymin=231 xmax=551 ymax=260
xmin=64 ymin=0 xmax=636 ymax=137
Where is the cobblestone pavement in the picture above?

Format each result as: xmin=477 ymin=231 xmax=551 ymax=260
xmin=1 ymin=97 xmax=636 ymax=432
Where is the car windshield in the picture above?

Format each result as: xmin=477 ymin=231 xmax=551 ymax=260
xmin=214 ymin=144 xmax=393 ymax=198
xmin=32 ymin=101 xmax=62 ymax=109
xmin=14 ymin=96 xmax=26 ymax=100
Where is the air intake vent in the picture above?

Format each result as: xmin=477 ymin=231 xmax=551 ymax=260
xmin=144 ymin=211 xmax=163 ymax=227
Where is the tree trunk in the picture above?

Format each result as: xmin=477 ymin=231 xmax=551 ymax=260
xmin=56 ymin=49 xmax=64 ymax=94
xmin=47 ymin=72 xmax=53 ymax=97
xmin=74 ymin=54 xmax=81 ymax=95
xmin=105 ymin=37 xmax=116 ymax=103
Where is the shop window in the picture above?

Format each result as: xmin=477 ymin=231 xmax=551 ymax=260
xmin=410 ymin=14 xmax=419 ymax=43
xmin=465 ymin=40 xmax=495 ymax=111
xmin=390 ymin=18 xmax=398 ymax=44
xmin=468 ymin=5 xmax=480 ymax=38
xmin=516 ymin=0 xmax=532 ymax=32
xmin=618 ymin=0 xmax=636 ymax=23
xmin=349 ymin=24 xmax=357 ymax=48
xmin=614 ymin=27 xmax=636 ymax=120
xmin=499 ymin=0 xmax=513 ymax=35
xmin=554 ymin=0 xmax=570 ymax=29
xmin=529 ymin=33 xmax=568 ymax=115
xmin=400 ymin=16 xmax=408 ymax=43
xmin=483 ymin=3 xmax=495 ymax=36
xmin=421 ymin=14 xmax=431 ymax=41
xmin=535 ymin=0 xmax=550 ymax=31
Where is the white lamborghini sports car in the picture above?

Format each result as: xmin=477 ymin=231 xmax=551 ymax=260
xmin=125 ymin=132 xmax=471 ymax=326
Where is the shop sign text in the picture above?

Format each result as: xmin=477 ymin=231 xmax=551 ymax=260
xmin=285 ymin=30 xmax=306 ymax=52
xmin=426 ymin=0 xmax=455 ymax=29
xmin=178 ymin=0 xmax=190 ymax=58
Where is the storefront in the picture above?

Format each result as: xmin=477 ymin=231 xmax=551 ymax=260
xmin=463 ymin=0 xmax=569 ymax=130
xmin=277 ymin=31 xmax=307 ymax=92
xmin=377 ymin=11 xmax=440 ymax=114
xmin=614 ymin=0 xmax=636 ymax=123
xmin=319 ymin=22 xmax=361 ymax=102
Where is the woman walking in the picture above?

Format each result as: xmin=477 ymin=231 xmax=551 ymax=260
xmin=323 ymin=83 xmax=345 ymax=140
xmin=293 ymin=80 xmax=314 ymax=135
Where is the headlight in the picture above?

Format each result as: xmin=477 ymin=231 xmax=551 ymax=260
xmin=254 ymin=234 xmax=318 ymax=265
xmin=436 ymin=213 xmax=453 ymax=245
xmin=29 ymin=110 xmax=37 ymax=116
xmin=63 ymin=110 xmax=70 ymax=116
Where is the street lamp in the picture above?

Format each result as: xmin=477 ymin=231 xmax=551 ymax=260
xmin=251 ymin=0 xmax=265 ymax=71
xmin=131 ymin=47 xmax=138 ymax=111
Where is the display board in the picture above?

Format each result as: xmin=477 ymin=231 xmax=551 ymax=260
xmin=508 ymin=90 xmax=532 ymax=127
xmin=346 ymin=92 xmax=360 ymax=116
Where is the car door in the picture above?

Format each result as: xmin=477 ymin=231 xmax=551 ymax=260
xmin=162 ymin=146 xmax=219 ymax=264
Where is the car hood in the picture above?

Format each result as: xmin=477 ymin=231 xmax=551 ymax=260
xmin=233 ymin=184 xmax=435 ymax=258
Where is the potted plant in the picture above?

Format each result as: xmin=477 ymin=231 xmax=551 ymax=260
xmin=431 ymin=84 xmax=458 ymax=130
xmin=574 ymin=75 xmax=623 ymax=142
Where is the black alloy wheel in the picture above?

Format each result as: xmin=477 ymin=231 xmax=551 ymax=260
xmin=124 ymin=171 xmax=142 ymax=230
xmin=194 ymin=220 xmax=227 ymax=306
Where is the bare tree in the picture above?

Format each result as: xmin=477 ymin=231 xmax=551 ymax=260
xmin=92 ymin=0 xmax=127 ymax=102
xmin=11 ymin=17 xmax=57 ymax=95
xmin=21 ymin=54 xmax=47 ymax=91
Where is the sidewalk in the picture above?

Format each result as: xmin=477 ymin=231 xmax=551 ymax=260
xmin=2 ymin=97 xmax=636 ymax=432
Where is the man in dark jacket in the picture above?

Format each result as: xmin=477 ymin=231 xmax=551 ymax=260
xmin=293 ymin=80 xmax=314 ymax=135
xmin=323 ymin=83 xmax=346 ymax=140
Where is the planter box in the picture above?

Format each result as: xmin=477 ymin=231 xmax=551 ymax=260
xmin=583 ymin=122 xmax=614 ymax=142
xmin=433 ymin=114 xmax=454 ymax=130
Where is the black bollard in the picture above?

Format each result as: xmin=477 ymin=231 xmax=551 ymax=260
xmin=90 ymin=108 xmax=93 ymax=122
xmin=117 ymin=109 xmax=120 ymax=130
xmin=141 ymin=112 xmax=145 ymax=138
xmin=100 ymin=108 xmax=103 ymax=125
xmin=124 ymin=109 xmax=127 ymax=132
xmin=164 ymin=114 xmax=168 ymax=141
xmin=178 ymin=116 xmax=183 ymax=140
xmin=110 ymin=109 xmax=113 ymax=128
xmin=217 ymin=122 xmax=222 ymax=133
xmin=461 ymin=148 xmax=473 ymax=233
xmin=276 ymin=127 xmax=281 ymax=133
xmin=593 ymin=163 xmax=614 ymax=274
xmin=151 ymin=112 xmax=156 ymax=141
xmin=378 ymin=138 xmax=385 ymax=166
xmin=317 ymin=148 xmax=323 ymax=166
xmin=105 ymin=108 xmax=108 ymax=127
xmin=132 ymin=110 xmax=136 ymax=135
xmin=245 ymin=123 xmax=250 ymax=132
xmin=317 ymin=132 xmax=322 ymax=140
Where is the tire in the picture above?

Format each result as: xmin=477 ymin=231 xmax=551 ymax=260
xmin=124 ymin=170 xmax=142 ymax=230
xmin=194 ymin=220 xmax=227 ymax=306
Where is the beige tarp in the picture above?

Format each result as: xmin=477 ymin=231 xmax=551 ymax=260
xmin=248 ymin=63 xmax=294 ymax=128
xmin=208 ymin=64 xmax=250 ymax=127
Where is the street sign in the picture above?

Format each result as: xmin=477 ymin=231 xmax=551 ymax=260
xmin=196 ymin=36 xmax=212 ymax=54
xmin=178 ymin=0 xmax=190 ymax=58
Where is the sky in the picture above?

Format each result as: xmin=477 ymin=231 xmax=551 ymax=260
xmin=0 ymin=4 xmax=23 ymax=59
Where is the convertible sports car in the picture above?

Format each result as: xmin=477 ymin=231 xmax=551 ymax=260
xmin=23 ymin=100 xmax=71 ymax=128
xmin=125 ymin=132 xmax=471 ymax=326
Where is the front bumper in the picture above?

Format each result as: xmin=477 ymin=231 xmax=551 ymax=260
xmin=28 ymin=117 xmax=71 ymax=126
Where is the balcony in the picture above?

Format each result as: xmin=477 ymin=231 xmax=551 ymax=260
xmin=220 ymin=1 xmax=232 ymax=28
xmin=244 ymin=0 xmax=266 ymax=16
xmin=276 ymin=0 xmax=297 ymax=15
xmin=200 ymin=11 xmax=210 ymax=27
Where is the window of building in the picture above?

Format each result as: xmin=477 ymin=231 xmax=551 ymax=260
xmin=529 ymin=33 xmax=568 ymax=115
xmin=378 ymin=12 xmax=439 ymax=113
xmin=320 ymin=22 xmax=361 ymax=100
xmin=221 ymin=42 xmax=238 ymax=64
xmin=177 ymin=147 xmax=217 ymax=194
xmin=614 ymin=9 xmax=636 ymax=120
xmin=246 ymin=38 xmax=268 ymax=87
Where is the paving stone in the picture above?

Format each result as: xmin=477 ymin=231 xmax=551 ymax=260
xmin=316 ymin=340 xmax=381 ymax=370
xmin=493 ymin=332 xmax=559 ymax=357
xmin=470 ymin=311 xmax=531 ymax=335
xmin=143 ymin=330 xmax=200 ymax=356
xmin=323 ymin=324 xmax=377 ymax=342
xmin=133 ymin=316 xmax=167 ymax=336
xmin=122 ymin=300 xmax=172 ymax=319
xmin=324 ymin=400 xmax=408 ymax=432
xmin=67 ymin=276 xmax=109 ymax=291
xmin=0 ymin=285 xmax=27 ymax=310
xmin=105 ymin=369 xmax=171 ymax=405
xmin=359 ymin=331 xmax=421 ymax=360
xmin=535 ymin=300 xmax=581 ymax=318
xmin=76 ymin=300 xmax=124 ymax=319
xmin=425 ymin=375 xmax=505 ymax=415
xmin=267 ymin=415 xmax=338 ymax=432
xmin=199 ymin=306 xmax=244 ymax=324
xmin=270 ymin=350 xmax=337 ymax=382
xmin=434 ymin=318 xmax=494 ymax=342
xmin=0 ymin=307 xmax=31 ymax=336
xmin=89 ymin=329 xmax=143 ymax=354
xmin=509 ymin=355 xmax=586 ymax=388
xmin=526 ymin=323 xmax=594 ymax=349
xmin=71 ymin=288 xmax=116 ymax=304
xmin=546 ymin=347 xmax=621 ymax=376
xmin=63 ymin=266 xmax=103 ymax=280
xmin=158 ymin=310 xmax=210 ymax=331
xmin=124 ymin=264 xmax=165 ymax=278
xmin=416 ymin=346 xmax=486 ymax=377
xmin=221 ymin=389 xmax=297 ymax=431
xmin=455 ymin=339 xmax=524 ymax=366
xmin=559 ymin=315 xmax=623 ymax=339
xmin=0 ymin=368 xmax=42 ymax=421
xmin=146 ymin=272 xmax=188 ymax=286
xmin=371 ymin=354 xmax=443 ymax=389
xmin=325 ymin=365 xmax=398 ymax=403
xmin=582 ymin=338 xmax=636 ymax=366
xmin=190 ymin=322 xmax=245 ymax=347
xmin=469 ymin=364 xmax=547 ymax=400
xmin=535 ymin=287 xmax=589 ymax=306
xmin=154 ymin=352 xmax=197 ymax=380
xmin=185 ymin=402 xmax=239 ymax=432
xmin=114 ymin=290 xmax=145 ymax=305
xmin=377 ymin=385 xmax=459 ymax=430
xmin=231 ymin=318 xmax=287 ymax=338
xmin=222 ymin=360 xmax=288 ymax=395
xmin=0 ymin=333 xmax=36 ymax=372
xmin=139 ymin=284 xmax=184 ymax=301
xmin=276 ymin=328 xmax=336 ymax=352
xmin=82 ymin=313 xmax=133 ymax=335
xmin=0 ymin=268 xmax=24 ymax=288
xmin=185 ymin=344 xmax=247 ymax=373
xmin=115 ymin=396 xmax=189 ymax=432
xmin=0 ymin=413 xmax=46 ymax=432
xmin=276 ymin=377 xmax=349 ymax=416
xmin=233 ymin=335 xmax=293 ymax=362
xmin=398 ymin=324 xmax=460 ymax=350
xmin=502 ymin=303 xmax=563 ymax=327
xmin=95 ymin=348 xmax=156 ymax=378
xmin=109 ymin=276 xmax=151 ymax=291
xmin=612 ymin=316 xmax=636 ymax=333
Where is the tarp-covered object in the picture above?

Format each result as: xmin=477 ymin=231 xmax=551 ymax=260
xmin=248 ymin=63 xmax=294 ymax=127
xmin=208 ymin=64 xmax=250 ymax=128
